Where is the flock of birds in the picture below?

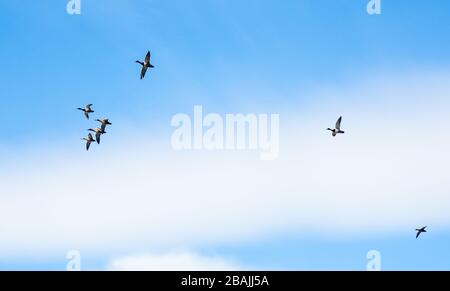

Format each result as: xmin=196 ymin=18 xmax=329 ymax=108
xmin=326 ymin=116 xmax=428 ymax=239
xmin=76 ymin=50 xmax=426 ymax=239
xmin=77 ymin=51 xmax=154 ymax=151
xmin=77 ymin=104 xmax=112 ymax=151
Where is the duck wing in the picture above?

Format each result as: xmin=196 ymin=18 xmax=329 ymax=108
xmin=140 ymin=66 xmax=148 ymax=79
xmin=86 ymin=140 xmax=92 ymax=151
xmin=86 ymin=134 xmax=94 ymax=150
xmin=95 ymin=131 xmax=101 ymax=144
xmin=335 ymin=116 xmax=342 ymax=130
xmin=144 ymin=51 xmax=151 ymax=65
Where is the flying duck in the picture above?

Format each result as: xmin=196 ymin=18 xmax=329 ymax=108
xmin=136 ymin=51 xmax=154 ymax=80
xmin=416 ymin=226 xmax=427 ymax=239
xmin=95 ymin=118 xmax=112 ymax=132
xmin=77 ymin=104 xmax=94 ymax=120
xmin=82 ymin=133 xmax=95 ymax=151
xmin=327 ymin=116 xmax=345 ymax=137
xmin=88 ymin=128 xmax=106 ymax=144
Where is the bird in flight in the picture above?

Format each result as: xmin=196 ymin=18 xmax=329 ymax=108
xmin=77 ymin=104 xmax=94 ymax=120
xmin=136 ymin=51 xmax=154 ymax=80
xmin=95 ymin=118 xmax=112 ymax=132
xmin=327 ymin=116 xmax=345 ymax=136
xmin=416 ymin=226 xmax=427 ymax=239
xmin=88 ymin=128 xmax=106 ymax=144
xmin=82 ymin=133 xmax=96 ymax=151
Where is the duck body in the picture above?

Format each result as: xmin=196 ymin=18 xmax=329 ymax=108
xmin=77 ymin=104 xmax=94 ymax=119
xmin=82 ymin=133 xmax=96 ymax=151
xmin=416 ymin=226 xmax=427 ymax=239
xmin=136 ymin=51 xmax=154 ymax=79
xmin=95 ymin=118 xmax=112 ymax=132
xmin=327 ymin=116 xmax=345 ymax=137
xmin=88 ymin=128 xmax=106 ymax=144
xmin=327 ymin=128 xmax=345 ymax=136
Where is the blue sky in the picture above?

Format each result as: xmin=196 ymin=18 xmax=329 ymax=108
xmin=1 ymin=0 xmax=450 ymax=270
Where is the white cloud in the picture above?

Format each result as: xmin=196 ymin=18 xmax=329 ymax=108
xmin=1 ymin=70 xmax=450 ymax=256
xmin=107 ymin=251 xmax=240 ymax=271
